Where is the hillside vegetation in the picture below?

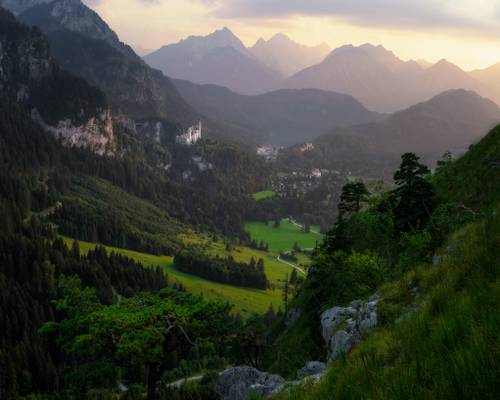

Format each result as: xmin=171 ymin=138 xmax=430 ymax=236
xmin=263 ymin=125 xmax=500 ymax=396
xmin=277 ymin=211 xmax=499 ymax=399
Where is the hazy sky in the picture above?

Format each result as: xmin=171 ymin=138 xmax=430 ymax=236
xmin=83 ymin=0 xmax=500 ymax=70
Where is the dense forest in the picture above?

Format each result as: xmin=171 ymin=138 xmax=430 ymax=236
xmin=174 ymin=249 xmax=268 ymax=289
xmin=0 ymin=8 xmax=267 ymax=399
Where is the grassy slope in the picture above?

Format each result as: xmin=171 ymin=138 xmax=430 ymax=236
xmin=277 ymin=212 xmax=499 ymax=400
xmin=433 ymin=124 xmax=500 ymax=209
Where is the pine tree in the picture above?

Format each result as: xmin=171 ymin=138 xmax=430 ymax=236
xmin=338 ymin=181 xmax=370 ymax=219
xmin=392 ymin=153 xmax=436 ymax=232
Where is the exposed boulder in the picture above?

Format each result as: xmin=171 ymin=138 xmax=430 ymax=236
xmin=321 ymin=294 xmax=380 ymax=361
xmin=216 ymin=366 xmax=285 ymax=400
xmin=297 ymin=361 xmax=326 ymax=380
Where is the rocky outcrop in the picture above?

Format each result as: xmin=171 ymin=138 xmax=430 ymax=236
xmin=32 ymin=108 xmax=115 ymax=155
xmin=297 ymin=361 xmax=326 ymax=380
xmin=321 ymin=294 xmax=379 ymax=361
xmin=217 ymin=364 xmax=329 ymax=400
xmin=216 ymin=367 xmax=285 ymax=400
xmin=217 ymin=295 xmax=380 ymax=398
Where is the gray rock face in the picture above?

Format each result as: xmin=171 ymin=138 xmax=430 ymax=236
xmin=216 ymin=367 xmax=285 ymax=400
xmin=330 ymin=330 xmax=359 ymax=360
xmin=321 ymin=294 xmax=380 ymax=361
xmin=297 ymin=361 xmax=326 ymax=380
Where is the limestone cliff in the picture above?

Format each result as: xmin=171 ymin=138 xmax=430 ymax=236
xmin=32 ymin=109 xmax=115 ymax=155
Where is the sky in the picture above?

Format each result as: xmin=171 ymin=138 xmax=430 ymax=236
xmin=83 ymin=0 xmax=500 ymax=70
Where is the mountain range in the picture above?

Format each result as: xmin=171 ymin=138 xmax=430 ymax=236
xmin=283 ymin=44 xmax=492 ymax=113
xmin=145 ymin=29 xmax=500 ymax=113
xmin=144 ymin=28 xmax=284 ymax=95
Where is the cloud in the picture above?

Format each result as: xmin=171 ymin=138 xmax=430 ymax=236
xmin=198 ymin=0 xmax=500 ymax=34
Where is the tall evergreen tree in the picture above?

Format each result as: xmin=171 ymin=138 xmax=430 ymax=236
xmin=391 ymin=153 xmax=436 ymax=232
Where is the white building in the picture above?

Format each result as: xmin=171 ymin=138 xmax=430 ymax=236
xmin=176 ymin=121 xmax=202 ymax=145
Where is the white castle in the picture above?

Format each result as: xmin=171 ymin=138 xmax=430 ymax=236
xmin=176 ymin=121 xmax=202 ymax=145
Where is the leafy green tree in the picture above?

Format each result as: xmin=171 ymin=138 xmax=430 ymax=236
xmin=42 ymin=277 xmax=230 ymax=400
xmin=391 ymin=153 xmax=436 ymax=233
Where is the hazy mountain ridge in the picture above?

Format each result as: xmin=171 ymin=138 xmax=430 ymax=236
xmin=249 ymin=33 xmax=330 ymax=76
xmin=174 ymin=79 xmax=382 ymax=146
xmin=331 ymin=89 xmax=500 ymax=156
xmin=284 ymin=44 xmax=492 ymax=113
xmin=279 ymin=90 xmax=500 ymax=176
xmin=144 ymin=27 xmax=283 ymax=95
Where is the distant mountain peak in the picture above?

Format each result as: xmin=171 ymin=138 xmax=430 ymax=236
xmin=269 ymin=32 xmax=291 ymax=42
xmin=326 ymin=43 xmax=399 ymax=66
xmin=428 ymin=59 xmax=466 ymax=73
xmin=249 ymin=33 xmax=330 ymax=76
xmin=211 ymin=26 xmax=237 ymax=38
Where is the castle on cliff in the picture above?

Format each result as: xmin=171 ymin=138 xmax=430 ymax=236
xmin=176 ymin=121 xmax=202 ymax=145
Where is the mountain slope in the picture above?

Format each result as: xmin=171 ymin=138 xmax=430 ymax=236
xmin=250 ymin=33 xmax=330 ymax=76
xmin=144 ymin=28 xmax=283 ymax=95
xmin=279 ymin=90 xmax=500 ymax=176
xmin=284 ymin=44 xmax=490 ymax=113
xmin=0 ymin=6 xmax=114 ymax=154
xmin=15 ymin=0 xmax=198 ymax=128
xmin=332 ymin=89 xmax=500 ymax=157
xmin=0 ymin=0 xmax=52 ymax=15
xmin=174 ymin=79 xmax=381 ymax=146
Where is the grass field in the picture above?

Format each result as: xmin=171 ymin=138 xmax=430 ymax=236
xmin=63 ymin=235 xmax=293 ymax=316
xmin=245 ymin=220 xmax=322 ymax=254
xmin=253 ymin=190 xmax=277 ymax=201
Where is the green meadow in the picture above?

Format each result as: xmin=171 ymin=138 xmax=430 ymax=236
xmin=245 ymin=219 xmax=322 ymax=254
xmin=63 ymin=235 xmax=293 ymax=316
